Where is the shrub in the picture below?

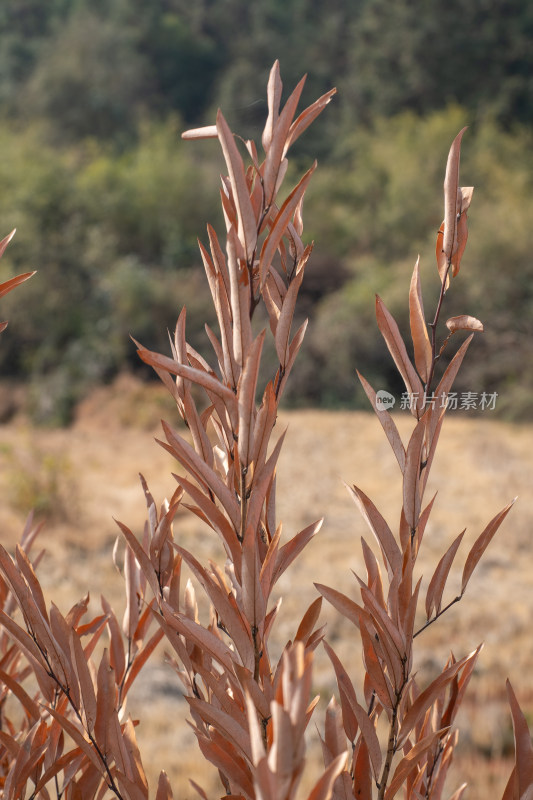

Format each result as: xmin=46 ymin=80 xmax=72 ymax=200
xmin=0 ymin=62 xmax=530 ymax=800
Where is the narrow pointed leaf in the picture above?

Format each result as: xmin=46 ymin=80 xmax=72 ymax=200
xmin=0 ymin=271 xmax=35 ymax=300
xmin=155 ymin=771 xmax=174 ymax=800
xmin=259 ymin=163 xmax=316 ymax=286
xmin=385 ymin=729 xmax=449 ymax=799
xmin=507 ymin=680 xmax=533 ymax=797
xmin=275 ymin=246 xmax=311 ymax=364
xmin=238 ymin=330 xmax=265 ymax=467
xmin=217 ymin=109 xmax=257 ymax=262
xmin=409 ymin=257 xmax=432 ymax=382
xmin=263 ymin=74 xmax=306 ymax=205
xmin=137 ymin=348 xmax=238 ymax=430
xmin=375 ymin=295 xmax=424 ymax=411
xmin=284 ymin=88 xmax=337 ymax=155
xmin=306 ymin=752 xmax=347 ymax=800
xmin=461 ymin=500 xmax=516 ymax=593
xmin=272 ymin=518 xmax=322 ymax=586
xmin=262 ymin=59 xmax=283 ymax=151
xmin=425 ymin=530 xmax=465 ymax=619
xmin=397 ymin=654 xmax=471 ymax=749
xmin=357 ymin=372 xmax=406 ymax=471
xmin=315 ymin=583 xmax=361 ymax=629
xmin=442 ymin=128 xmax=468 ymax=261
xmin=346 ymin=484 xmax=402 ymax=575
xmin=402 ymin=415 xmax=427 ymax=532
xmin=46 ymin=707 xmax=105 ymax=775
xmin=70 ymin=630 xmax=97 ymax=733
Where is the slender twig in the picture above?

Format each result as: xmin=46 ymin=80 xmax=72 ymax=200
xmin=413 ymin=594 xmax=463 ymax=639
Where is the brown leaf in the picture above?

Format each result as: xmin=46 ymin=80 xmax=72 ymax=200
xmin=276 ymin=317 xmax=309 ymax=399
xmin=122 ymin=716 xmax=149 ymax=796
xmin=250 ymin=382 xmax=277 ymax=478
xmin=173 ymin=474 xmax=241 ymax=568
xmin=262 ymin=74 xmax=306 ymax=205
xmin=359 ymin=617 xmax=394 ymax=709
xmin=122 ymin=628 xmax=164 ymax=699
xmin=47 ymin=706 xmax=105 ymax=776
xmin=357 ymin=372 xmax=406 ymax=471
xmin=345 ymin=693 xmax=382 ymax=782
xmin=217 ymin=110 xmax=258 ymax=262
xmin=385 ymin=729 xmax=449 ymax=799
xmin=402 ymin=415 xmax=427 ymax=532
xmin=442 ymin=128 xmax=468 ymax=264
xmin=275 ymin=246 xmax=311 ymax=364
xmin=353 ymin=738 xmax=373 ymax=800
xmin=396 ymin=654 xmax=472 ymax=749
xmin=0 ymin=228 xmax=16 ymax=259
xmin=445 ymin=315 xmax=483 ymax=333
xmin=262 ymin=59 xmax=283 ymax=152
xmin=0 ymin=610 xmax=54 ymax=700
xmin=461 ymin=499 xmax=516 ymax=594
xmin=162 ymin=420 xmax=241 ymax=530
xmin=197 ymin=734 xmax=254 ymax=797
xmin=425 ymin=530 xmax=465 ymax=619
xmin=245 ymin=430 xmax=287 ymax=537
xmin=295 ymin=597 xmax=323 ymax=644
xmin=272 ymin=518 xmax=322 ymax=587
xmin=70 ymin=629 xmax=97 ymax=733
xmin=346 ymin=484 xmax=402 ymax=576
xmin=137 ymin=347 xmax=239 ymax=431
xmin=187 ymin=697 xmax=253 ymax=762
xmin=95 ymin=648 xmax=115 ymax=757
xmin=226 ymin=225 xmax=253 ymax=369
xmin=322 ymin=641 xmax=359 ymax=743
xmin=409 ymin=257 xmax=432 ymax=383
xmin=161 ymin=603 xmax=237 ymax=674
xmin=155 ymin=771 xmax=174 ymax=800
xmin=101 ymin=597 xmax=125 ymax=685
xmin=0 ymin=666 xmax=40 ymax=722
xmin=115 ymin=518 xmax=161 ymax=601
xmin=448 ymin=785 xmax=468 ymax=800
xmin=375 ymin=295 xmax=424 ymax=413
xmin=242 ymin=524 xmax=266 ymax=635
xmin=0 ymin=270 xmax=35 ymax=300
xmin=506 ymin=680 xmax=533 ymax=797
xmin=315 ymin=583 xmax=361 ymax=630
xmin=176 ymin=544 xmax=254 ymax=671
xmin=306 ymin=752 xmax=347 ymax=800
xmin=259 ymin=163 xmax=316 ymax=287
xmin=181 ymin=125 xmax=218 ymax=140
xmin=284 ymin=88 xmax=337 ymax=155
xmin=237 ymin=330 xmax=265 ymax=467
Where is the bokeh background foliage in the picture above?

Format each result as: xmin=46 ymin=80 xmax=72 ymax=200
xmin=0 ymin=0 xmax=531 ymax=423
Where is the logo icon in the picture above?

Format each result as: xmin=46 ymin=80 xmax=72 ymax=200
xmin=375 ymin=390 xmax=395 ymax=411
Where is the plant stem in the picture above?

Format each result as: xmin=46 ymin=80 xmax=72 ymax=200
xmin=377 ymin=701 xmax=400 ymax=800
xmin=413 ymin=594 xmax=463 ymax=639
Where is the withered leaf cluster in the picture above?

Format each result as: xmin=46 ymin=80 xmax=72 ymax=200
xmin=0 ymin=61 xmax=529 ymax=800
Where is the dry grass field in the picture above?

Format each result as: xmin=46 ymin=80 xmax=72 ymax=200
xmin=0 ymin=373 xmax=531 ymax=798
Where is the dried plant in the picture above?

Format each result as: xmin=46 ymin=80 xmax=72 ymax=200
xmin=0 ymin=62 xmax=531 ymax=800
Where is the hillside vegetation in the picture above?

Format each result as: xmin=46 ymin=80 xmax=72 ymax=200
xmin=0 ymin=0 xmax=531 ymax=421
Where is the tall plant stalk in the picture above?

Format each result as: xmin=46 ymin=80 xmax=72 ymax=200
xmin=0 ymin=61 xmax=530 ymax=800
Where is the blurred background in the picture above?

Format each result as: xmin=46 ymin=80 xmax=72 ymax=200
xmin=0 ymin=0 xmax=532 ymax=424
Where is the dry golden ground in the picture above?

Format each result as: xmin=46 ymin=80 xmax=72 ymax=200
xmin=0 ymin=373 xmax=531 ymax=798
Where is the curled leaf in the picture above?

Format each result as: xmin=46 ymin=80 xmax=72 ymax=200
xmin=445 ymin=315 xmax=483 ymax=333
xmin=181 ymin=125 xmax=218 ymax=140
